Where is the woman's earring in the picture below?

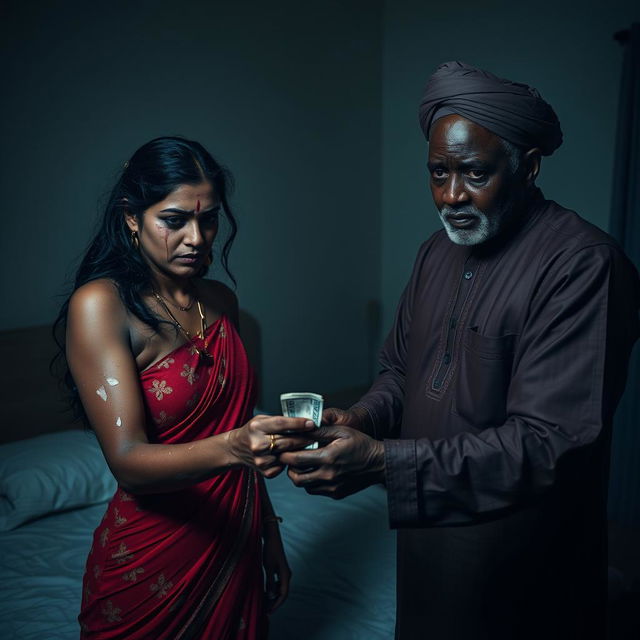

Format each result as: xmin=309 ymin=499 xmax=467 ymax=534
xmin=131 ymin=230 xmax=140 ymax=250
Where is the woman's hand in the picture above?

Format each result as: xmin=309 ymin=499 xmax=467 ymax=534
xmin=225 ymin=415 xmax=317 ymax=478
xmin=262 ymin=522 xmax=291 ymax=613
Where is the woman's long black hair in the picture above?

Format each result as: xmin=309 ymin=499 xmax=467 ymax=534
xmin=52 ymin=136 xmax=238 ymax=421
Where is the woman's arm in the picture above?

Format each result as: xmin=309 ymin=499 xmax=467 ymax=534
xmin=66 ymin=279 xmax=313 ymax=494
xmin=258 ymin=476 xmax=291 ymax=612
xmin=258 ymin=476 xmax=279 ymax=522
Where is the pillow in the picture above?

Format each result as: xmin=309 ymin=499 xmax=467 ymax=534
xmin=0 ymin=430 xmax=117 ymax=531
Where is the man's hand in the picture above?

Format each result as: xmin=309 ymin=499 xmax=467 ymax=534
xmin=278 ymin=425 xmax=385 ymax=499
xmin=321 ymin=406 xmax=370 ymax=432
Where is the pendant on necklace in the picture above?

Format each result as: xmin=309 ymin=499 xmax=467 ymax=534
xmin=198 ymin=349 xmax=214 ymax=366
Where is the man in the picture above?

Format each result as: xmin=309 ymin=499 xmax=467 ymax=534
xmin=279 ymin=61 xmax=640 ymax=639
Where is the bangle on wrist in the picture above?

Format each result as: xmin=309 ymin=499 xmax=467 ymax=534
xmin=263 ymin=515 xmax=283 ymax=527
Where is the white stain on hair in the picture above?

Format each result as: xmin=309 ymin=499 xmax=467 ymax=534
xmin=96 ymin=386 xmax=108 ymax=402
xmin=106 ymin=377 xmax=120 ymax=387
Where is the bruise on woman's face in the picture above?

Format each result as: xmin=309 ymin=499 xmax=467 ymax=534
xmin=137 ymin=182 xmax=220 ymax=276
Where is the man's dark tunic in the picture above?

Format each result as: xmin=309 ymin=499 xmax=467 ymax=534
xmin=356 ymin=191 xmax=639 ymax=640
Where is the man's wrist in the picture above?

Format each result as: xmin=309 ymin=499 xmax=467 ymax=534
xmin=349 ymin=404 xmax=376 ymax=436
xmin=370 ymin=439 xmax=386 ymax=485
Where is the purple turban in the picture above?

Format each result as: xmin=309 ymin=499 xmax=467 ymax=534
xmin=418 ymin=61 xmax=563 ymax=156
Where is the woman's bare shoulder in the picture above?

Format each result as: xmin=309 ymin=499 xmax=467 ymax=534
xmin=68 ymin=279 xmax=127 ymax=327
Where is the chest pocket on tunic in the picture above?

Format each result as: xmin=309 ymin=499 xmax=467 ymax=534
xmin=452 ymin=327 xmax=518 ymax=428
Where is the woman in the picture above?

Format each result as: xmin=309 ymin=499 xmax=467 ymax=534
xmin=53 ymin=136 xmax=315 ymax=639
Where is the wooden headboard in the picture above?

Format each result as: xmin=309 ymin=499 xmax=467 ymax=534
xmin=0 ymin=311 xmax=262 ymax=445
xmin=0 ymin=325 xmax=77 ymax=444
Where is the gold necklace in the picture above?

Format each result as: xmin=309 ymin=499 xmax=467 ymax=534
xmin=155 ymin=290 xmax=195 ymax=312
xmin=153 ymin=292 xmax=214 ymax=365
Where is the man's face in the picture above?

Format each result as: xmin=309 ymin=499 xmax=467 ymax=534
xmin=428 ymin=115 xmax=522 ymax=246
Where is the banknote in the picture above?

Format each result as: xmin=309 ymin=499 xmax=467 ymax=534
xmin=280 ymin=392 xmax=323 ymax=450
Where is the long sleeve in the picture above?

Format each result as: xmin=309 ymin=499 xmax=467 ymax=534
xmin=383 ymin=242 xmax=639 ymax=527
xmin=352 ymin=240 xmax=436 ymax=439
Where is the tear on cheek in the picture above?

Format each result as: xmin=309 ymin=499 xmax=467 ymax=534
xmin=155 ymin=224 xmax=170 ymax=261
xmin=96 ymin=386 xmax=108 ymax=402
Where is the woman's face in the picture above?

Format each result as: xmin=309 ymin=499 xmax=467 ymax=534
xmin=126 ymin=182 xmax=220 ymax=279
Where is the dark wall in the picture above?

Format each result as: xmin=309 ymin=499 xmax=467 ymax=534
xmin=0 ymin=0 xmax=383 ymax=411
xmin=3 ymin=0 xmax=638 ymax=410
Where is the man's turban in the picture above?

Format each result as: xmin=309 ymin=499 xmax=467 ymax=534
xmin=418 ymin=61 xmax=563 ymax=156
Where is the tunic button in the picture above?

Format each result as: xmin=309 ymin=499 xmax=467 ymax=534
xmin=443 ymin=353 xmax=451 ymax=364
xmin=433 ymin=380 xmax=442 ymax=390
xmin=464 ymin=271 xmax=473 ymax=280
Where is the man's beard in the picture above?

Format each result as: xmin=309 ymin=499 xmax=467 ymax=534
xmin=438 ymin=198 xmax=515 ymax=246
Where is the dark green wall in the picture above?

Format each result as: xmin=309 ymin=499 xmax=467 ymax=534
xmin=3 ymin=0 xmax=639 ymax=409
xmin=0 ymin=0 xmax=383 ymax=411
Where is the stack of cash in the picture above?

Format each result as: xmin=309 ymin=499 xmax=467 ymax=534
xmin=280 ymin=392 xmax=323 ymax=450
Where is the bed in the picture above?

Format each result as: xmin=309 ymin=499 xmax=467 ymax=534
xmin=0 ymin=325 xmax=396 ymax=639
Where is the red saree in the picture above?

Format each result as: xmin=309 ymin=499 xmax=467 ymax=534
xmin=79 ymin=316 xmax=266 ymax=639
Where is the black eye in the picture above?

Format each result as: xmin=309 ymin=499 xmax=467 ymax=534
xmin=163 ymin=217 xmax=185 ymax=229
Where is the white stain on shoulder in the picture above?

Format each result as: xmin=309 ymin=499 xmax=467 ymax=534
xmin=96 ymin=386 xmax=108 ymax=402
xmin=106 ymin=378 xmax=120 ymax=387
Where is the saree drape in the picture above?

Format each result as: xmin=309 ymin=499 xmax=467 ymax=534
xmin=79 ymin=316 xmax=266 ymax=639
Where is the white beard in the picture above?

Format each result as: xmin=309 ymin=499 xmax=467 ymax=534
xmin=438 ymin=200 xmax=513 ymax=246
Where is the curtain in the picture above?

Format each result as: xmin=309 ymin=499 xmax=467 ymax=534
xmin=608 ymin=23 xmax=640 ymax=527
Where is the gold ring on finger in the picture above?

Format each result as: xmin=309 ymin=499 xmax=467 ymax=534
xmin=268 ymin=433 xmax=277 ymax=452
